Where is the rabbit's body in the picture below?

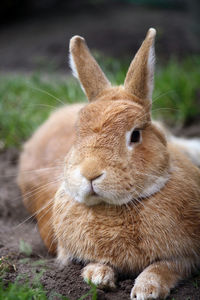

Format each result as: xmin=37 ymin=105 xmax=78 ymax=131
xmin=18 ymin=29 xmax=200 ymax=299
xmin=54 ymin=146 xmax=200 ymax=272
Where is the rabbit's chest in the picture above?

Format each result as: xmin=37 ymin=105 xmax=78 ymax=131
xmin=53 ymin=197 xmax=155 ymax=271
xmin=53 ymin=189 xmax=198 ymax=271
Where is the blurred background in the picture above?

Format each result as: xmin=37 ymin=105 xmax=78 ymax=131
xmin=0 ymin=0 xmax=200 ymax=149
xmin=1 ymin=0 xmax=200 ymax=71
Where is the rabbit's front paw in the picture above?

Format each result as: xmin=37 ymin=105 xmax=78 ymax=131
xmin=82 ymin=263 xmax=116 ymax=289
xmin=130 ymin=273 xmax=169 ymax=300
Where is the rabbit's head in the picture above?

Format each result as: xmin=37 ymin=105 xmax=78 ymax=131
xmin=64 ymin=28 xmax=170 ymax=206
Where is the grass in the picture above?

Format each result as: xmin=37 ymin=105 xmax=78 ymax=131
xmin=0 ymin=277 xmax=97 ymax=300
xmin=0 ymin=251 xmax=97 ymax=300
xmin=153 ymin=56 xmax=200 ymax=124
xmin=0 ymin=259 xmax=97 ymax=300
xmin=0 ymin=73 xmax=85 ymax=148
xmin=0 ymin=278 xmax=97 ymax=300
xmin=0 ymin=278 xmax=48 ymax=300
xmin=0 ymin=55 xmax=200 ymax=149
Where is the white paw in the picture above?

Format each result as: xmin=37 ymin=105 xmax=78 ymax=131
xmin=56 ymin=243 xmax=71 ymax=267
xmin=130 ymin=283 xmax=160 ymax=300
xmin=130 ymin=274 xmax=169 ymax=300
xmin=82 ymin=263 xmax=116 ymax=289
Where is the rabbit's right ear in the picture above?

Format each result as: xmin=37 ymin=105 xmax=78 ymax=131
xmin=69 ymin=36 xmax=111 ymax=101
xmin=124 ymin=28 xmax=156 ymax=103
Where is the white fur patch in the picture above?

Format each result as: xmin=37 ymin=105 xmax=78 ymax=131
xmin=169 ymin=136 xmax=200 ymax=166
xmin=140 ymin=174 xmax=169 ymax=199
xmin=69 ymin=52 xmax=78 ymax=79
xmin=69 ymin=53 xmax=86 ymax=94
xmin=147 ymin=44 xmax=155 ymax=100
xmin=57 ymin=243 xmax=71 ymax=266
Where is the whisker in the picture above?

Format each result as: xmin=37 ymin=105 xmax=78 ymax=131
xmin=14 ymin=177 xmax=63 ymax=214
xmin=151 ymin=107 xmax=179 ymax=113
xmin=15 ymin=193 xmax=58 ymax=229
xmin=23 ymin=176 xmax=62 ymax=199
xmin=30 ymin=103 xmax=58 ymax=110
xmin=28 ymin=85 xmax=66 ymax=106
xmin=33 ymin=198 xmax=56 ymax=230
xmin=152 ymin=90 xmax=174 ymax=104
xmin=0 ymin=166 xmax=63 ymax=178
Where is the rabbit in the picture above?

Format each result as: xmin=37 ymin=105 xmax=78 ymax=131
xmin=18 ymin=28 xmax=200 ymax=300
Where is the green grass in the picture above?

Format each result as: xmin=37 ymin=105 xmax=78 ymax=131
xmin=0 ymin=254 xmax=97 ymax=300
xmin=0 ymin=280 xmax=97 ymax=300
xmin=0 ymin=73 xmax=86 ymax=148
xmin=0 ymin=276 xmax=97 ymax=300
xmin=0 ymin=278 xmax=97 ymax=300
xmin=153 ymin=56 xmax=200 ymax=124
xmin=0 ymin=267 xmax=97 ymax=300
xmin=0 ymin=278 xmax=49 ymax=300
xmin=0 ymin=55 xmax=200 ymax=149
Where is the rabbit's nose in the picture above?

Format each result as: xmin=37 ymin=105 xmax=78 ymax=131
xmin=80 ymin=158 xmax=103 ymax=182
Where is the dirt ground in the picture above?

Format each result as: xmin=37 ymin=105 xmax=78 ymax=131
xmin=0 ymin=125 xmax=200 ymax=300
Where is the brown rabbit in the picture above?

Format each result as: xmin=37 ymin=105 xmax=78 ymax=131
xmin=18 ymin=28 xmax=200 ymax=299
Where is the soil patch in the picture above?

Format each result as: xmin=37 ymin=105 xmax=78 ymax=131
xmin=0 ymin=137 xmax=200 ymax=299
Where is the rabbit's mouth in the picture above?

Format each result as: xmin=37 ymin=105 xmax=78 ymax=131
xmin=84 ymin=187 xmax=102 ymax=204
xmin=88 ymin=189 xmax=97 ymax=197
xmin=90 ymin=181 xmax=98 ymax=196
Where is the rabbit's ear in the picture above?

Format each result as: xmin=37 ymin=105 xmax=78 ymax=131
xmin=124 ymin=28 xmax=156 ymax=102
xmin=69 ymin=36 xmax=111 ymax=101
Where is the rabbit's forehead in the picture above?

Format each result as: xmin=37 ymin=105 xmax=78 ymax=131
xmin=78 ymin=100 xmax=149 ymax=133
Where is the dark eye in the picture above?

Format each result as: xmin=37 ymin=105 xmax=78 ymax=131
xmin=130 ymin=130 xmax=141 ymax=143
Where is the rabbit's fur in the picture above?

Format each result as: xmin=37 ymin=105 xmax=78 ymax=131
xmin=18 ymin=29 xmax=200 ymax=299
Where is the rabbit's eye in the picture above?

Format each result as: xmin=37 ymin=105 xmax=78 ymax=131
xmin=130 ymin=130 xmax=141 ymax=143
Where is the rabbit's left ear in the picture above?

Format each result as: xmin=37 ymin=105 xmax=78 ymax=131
xmin=69 ymin=36 xmax=111 ymax=101
xmin=124 ymin=28 xmax=156 ymax=103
